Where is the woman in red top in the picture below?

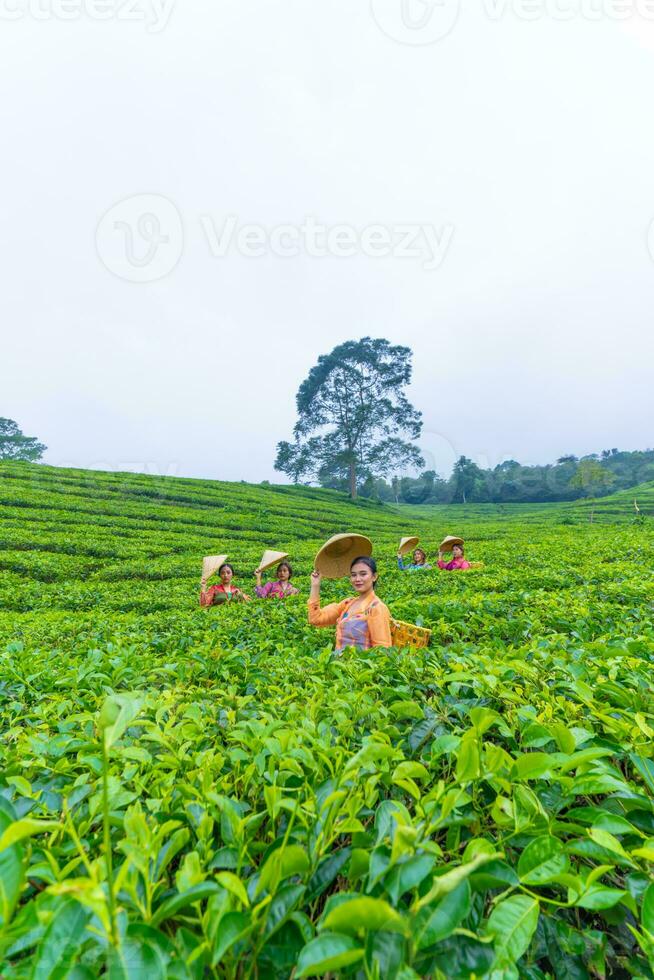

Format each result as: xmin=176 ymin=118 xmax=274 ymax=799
xmin=200 ymin=562 xmax=252 ymax=605
xmin=437 ymin=544 xmax=471 ymax=571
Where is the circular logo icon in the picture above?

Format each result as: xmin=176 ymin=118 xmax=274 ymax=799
xmin=370 ymin=0 xmax=460 ymax=45
xmin=95 ymin=193 xmax=183 ymax=283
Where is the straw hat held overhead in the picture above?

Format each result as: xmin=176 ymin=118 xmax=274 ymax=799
xmin=256 ymin=549 xmax=289 ymax=573
xmin=398 ymin=536 xmax=420 ymax=556
xmin=201 ymin=554 xmax=228 ymax=581
xmin=439 ymin=536 xmax=464 ymax=553
xmin=314 ymin=533 xmax=373 ymax=580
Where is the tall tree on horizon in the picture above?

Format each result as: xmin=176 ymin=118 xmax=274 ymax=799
xmin=0 ymin=418 xmax=46 ymax=462
xmin=451 ymin=456 xmax=486 ymax=504
xmin=569 ymin=459 xmax=616 ymax=522
xmin=274 ymin=337 xmax=423 ymax=500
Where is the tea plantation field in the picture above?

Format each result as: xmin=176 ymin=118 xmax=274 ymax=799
xmin=1 ymin=462 xmax=653 ymax=979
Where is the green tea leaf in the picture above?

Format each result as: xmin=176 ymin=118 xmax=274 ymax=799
xmin=257 ymin=844 xmax=309 ymax=896
xmin=97 ymin=693 xmax=145 ymax=751
xmin=518 ymin=836 xmax=568 ymax=885
xmin=576 ymin=885 xmax=626 ymax=910
xmin=456 ymin=731 xmax=480 ymax=782
xmin=296 ymin=933 xmax=364 ymax=977
xmin=0 ymin=840 xmax=24 ymax=930
xmin=630 ymin=754 xmax=654 ymax=796
xmin=107 ymin=936 xmax=167 ymax=980
xmin=215 ymin=871 xmax=249 ymax=907
xmin=642 ymin=883 xmax=654 ymax=934
xmin=322 ymin=897 xmax=406 ymax=935
xmin=0 ymin=819 xmax=62 ymax=852
xmin=389 ymin=701 xmax=424 ymax=721
xmin=415 ymin=881 xmax=471 ymax=949
xmin=417 ymin=852 xmax=498 ymax=910
xmin=551 ymin=722 xmax=576 ymax=754
xmin=30 ymin=899 xmax=90 ymax=980
xmin=306 ymin=848 xmax=351 ymax=901
xmin=513 ymin=753 xmax=556 ymax=780
xmin=150 ymin=883 xmax=221 ymax=927
xmin=487 ymin=895 xmax=539 ymax=964
xmin=211 ymin=911 xmax=251 ymax=966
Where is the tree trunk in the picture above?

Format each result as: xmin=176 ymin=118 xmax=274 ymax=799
xmin=349 ymin=461 xmax=357 ymax=500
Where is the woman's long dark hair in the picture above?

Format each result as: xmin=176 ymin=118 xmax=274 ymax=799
xmin=350 ymin=555 xmax=377 ymax=573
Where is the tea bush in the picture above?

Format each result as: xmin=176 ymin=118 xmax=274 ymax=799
xmin=1 ymin=463 xmax=653 ymax=979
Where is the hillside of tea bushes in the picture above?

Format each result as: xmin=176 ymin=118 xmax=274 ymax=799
xmin=1 ymin=461 xmax=653 ymax=979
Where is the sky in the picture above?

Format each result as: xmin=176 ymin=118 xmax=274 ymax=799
xmin=2 ymin=0 xmax=654 ymax=483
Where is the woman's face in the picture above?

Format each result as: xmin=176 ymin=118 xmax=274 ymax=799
xmin=350 ymin=562 xmax=376 ymax=594
xmin=452 ymin=545 xmax=463 ymax=559
xmin=414 ymin=549 xmax=426 ymax=565
xmin=277 ymin=564 xmax=290 ymax=582
xmin=220 ymin=566 xmax=233 ymax=584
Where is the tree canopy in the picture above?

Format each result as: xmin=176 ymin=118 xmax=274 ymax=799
xmin=356 ymin=448 xmax=653 ymax=505
xmin=274 ymin=337 xmax=423 ymax=499
xmin=0 ymin=418 xmax=46 ymax=462
xmin=569 ymin=459 xmax=616 ymax=497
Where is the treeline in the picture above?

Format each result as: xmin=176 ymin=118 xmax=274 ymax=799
xmin=319 ymin=448 xmax=654 ymax=504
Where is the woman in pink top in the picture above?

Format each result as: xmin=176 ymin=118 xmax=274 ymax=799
xmin=437 ymin=543 xmax=471 ymax=571
xmin=254 ymin=561 xmax=299 ymax=599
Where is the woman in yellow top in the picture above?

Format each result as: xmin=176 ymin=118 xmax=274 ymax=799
xmin=307 ymin=556 xmax=392 ymax=651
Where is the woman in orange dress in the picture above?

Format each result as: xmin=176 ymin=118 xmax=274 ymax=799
xmin=308 ymin=556 xmax=392 ymax=651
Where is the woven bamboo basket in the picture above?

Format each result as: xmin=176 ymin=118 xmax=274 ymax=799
xmin=390 ymin=619 xmax=431 ymax=649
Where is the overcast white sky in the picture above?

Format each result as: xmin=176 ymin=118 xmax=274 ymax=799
xmin=2 ymin=0 xmax=653 ymax=482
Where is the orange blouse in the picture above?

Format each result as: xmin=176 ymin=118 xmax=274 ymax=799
xmin=308 ymin=592 xmax=392 ymax=651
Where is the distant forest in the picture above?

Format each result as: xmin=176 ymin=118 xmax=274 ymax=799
xmin=320 ymin=449 xmax=654 ymax=505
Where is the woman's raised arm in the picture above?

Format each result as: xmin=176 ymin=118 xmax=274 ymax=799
xmin=307 ymin=571 xmax=346 ymax=625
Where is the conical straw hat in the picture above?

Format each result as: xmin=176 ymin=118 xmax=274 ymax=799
xmin=399 ymin=536 xmax=420 ymax=556
xmin=257 ymin=549 xmax=289 ymax=573
xmin=202 ymin=554 xmax=227 ymax=579
xmin=314 ymin=533 xmax=373 ymax=579
xmin=439 ymin=535 xmax=464 ymax=553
